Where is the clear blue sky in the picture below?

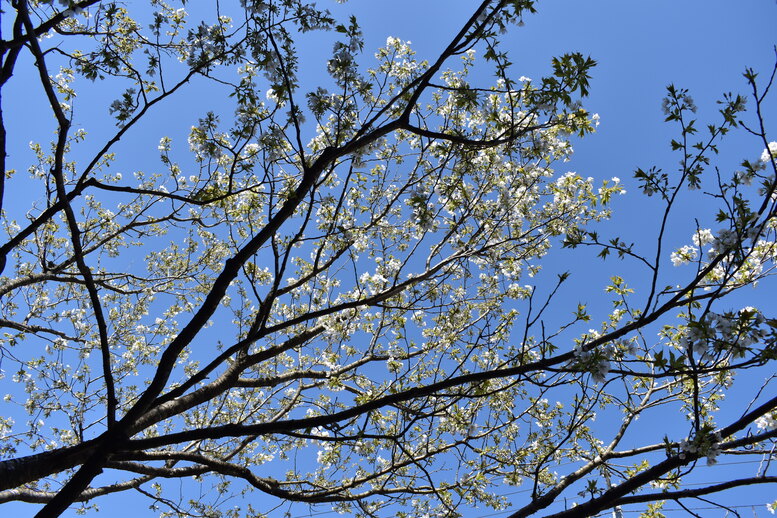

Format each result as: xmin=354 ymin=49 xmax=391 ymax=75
xmin=3 ymin=1 xmax=777 ymax=516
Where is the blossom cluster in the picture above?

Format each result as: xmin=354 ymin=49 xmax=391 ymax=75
xmin=683 ymin=307 xmax=766 ymax=359
xmin=756 ymin=411 xmax=777 ymax=431
xmin=678 ymin=430 xmax=722 ymax=465
xmin=670 ymin=226 xmax=748 ymax=268
xmin=39 ymin=0 xmax=84 ymax=16
xmin=186 ymin=21 xmax=228 ymax=68
xmin=314 ymin=427 xmax=335 ymax=470
xmin=761 ymin=141 xmax=777 ymax=163
xmin=572 ymin=330 xmax=613 ymax=384
xmin=407 ymin=188 xmax=436 ymax=232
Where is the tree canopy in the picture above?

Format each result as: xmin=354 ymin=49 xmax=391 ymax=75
xmin=1 ymin=1 xmax=776 ymax=517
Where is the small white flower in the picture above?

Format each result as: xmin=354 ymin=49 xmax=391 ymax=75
xmin=710 ymin=228 xmax=738 ymax=255
xmin=591 ymin=359 xmax=610 ymax=384
xmin=692 ymin=228 xmax=714 ymax=247
xmin=756 ymin=412 xmax=776 ymax=431
xmin=670 ymin=245 xmax=698 ymax=266
xmin=761 ymin=141 xmax=777 ymax=163
xmin=706 ymin=442 xmax=721 ymax=465
xmin=736 ymin=170 xmax=754 ymax=185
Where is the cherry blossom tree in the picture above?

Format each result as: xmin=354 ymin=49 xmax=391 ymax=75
xmin=1 ymin=1 xmax=776 ymax=517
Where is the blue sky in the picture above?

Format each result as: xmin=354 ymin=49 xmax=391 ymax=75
xmin=3 ymin=0 xmax=777 ymax=516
